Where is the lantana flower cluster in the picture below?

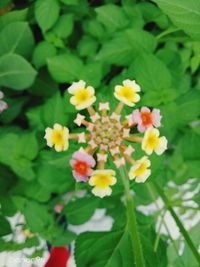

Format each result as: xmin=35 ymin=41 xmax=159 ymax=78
xmin=44 ymin=80 xmax=167 ymax=198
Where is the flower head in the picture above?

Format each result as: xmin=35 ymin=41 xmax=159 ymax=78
xmin=68 ymin=80 xmax=96 ymax=110
xmin=70 ymin=150 xmax=96 ymax=182
xmin=44 ymin=123 xmax=69 ymax=152
xmin=0 ymin=91 xmax=8 ymax=113
xmin=114 ymin=79 xmax=140 ymax=107
xmin=89 ymin=170 xmax=116 ymax=198
xmin=45 ymin=79 xmax=168 ymax=198
xmin=132 ymin=107 xmax=161 ymax=132
xmin=142 ymin=127 xmax=167 ymax=155
xmin=129 ymin=156 xmax=151 ymax=183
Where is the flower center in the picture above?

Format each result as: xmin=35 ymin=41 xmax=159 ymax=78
xmin=94 ymin=174 xmax=112 ymax=188
xmin=51 ymin=130 xmax=63 ymax=145
xmin=74 ymin=161 xmax=89 ymax=175
xmin=135 ymin=162 xmax=147 ymax=176
xmin=90 ymin=118 xmax=123 ymax=148
xmin=147 ymin=134 xmax=159 ymax=149
xmin=141 ymin=112 xmax=152 ymax=126
xmin=120 ymin=86 xmax=135 ymax=100
xmin=75 ymin=88 xmax=90 ymax=104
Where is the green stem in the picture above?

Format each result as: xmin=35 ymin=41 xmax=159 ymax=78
xmin=153 ymin=209 xmax=167 ymax=252
xmin=152 ymin=182 xmax=200 ymax=265
xmin=146 ymin=184 xmax=182 ymax=260
xmin=119 ymin=167 xmax=145 ymax=267
xmin=156 ymin=27 xmax=181 ymax=40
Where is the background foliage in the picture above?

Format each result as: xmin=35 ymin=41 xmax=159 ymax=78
xmin=0 ymin=0 xmax=200 ymax=266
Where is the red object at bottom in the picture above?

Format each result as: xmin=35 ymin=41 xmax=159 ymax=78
xmin=44 ymin=247 xmax=70 ymax=267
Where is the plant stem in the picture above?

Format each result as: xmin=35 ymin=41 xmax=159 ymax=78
xmin=156 ymin=27 xmax=181 ymax=40
xmin=119 ymin=166 xmax=145 ymax=267
xmin=153 ymin=209 xmax=167 ymax=252
xmin=146 ymin=184 xmax=182 ymax=259
xmin=152 ymin=181 xmax=200 ymax=265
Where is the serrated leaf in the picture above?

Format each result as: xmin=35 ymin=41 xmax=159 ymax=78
xmin=130 ymin=54 xmax=172 ymax=91
xmin=75 ymin=230 xmax=134 ymax=267
xmin=96 ymin=29 xmax=156 ymax=66
xmin=154 ymin=0 xmax=200 ymax=40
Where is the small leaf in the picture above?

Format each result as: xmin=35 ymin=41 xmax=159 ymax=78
xmin=47 ymin=53 xmax=83 ymax=82
xmin=64 ymin=197 xmax=99 ymax=225
xmin=52 ymin=14 xmax=74 ymax=38
xmin=24 ymin=201 xmax=53 ymax=233
xmin=35 ymin=0 xmax=60 ymax=32
xmin=95 ymin=4 xmax=129 ymax=32
xmin=0 ymin=22 xmax=35 ymax=58
xmin=0 ymin=215 xmax=12 ymax=237
xmin=0 ymin=53 xmax=37 ymax=90
xmin=32 ymin=41 xmax=57 ymax=69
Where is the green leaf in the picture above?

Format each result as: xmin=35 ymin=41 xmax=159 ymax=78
xmin=75 ymin=230 xmax=134 ymax=267
xmin=0 ymin=96 xmax=28 ymax=123
xmin=0 ymin=8 xmax=28 ymax=28
xmin=95 ymin=4 xmax=129 ymax=32
xmin=12 ymin=196 xmax=27 ymax=212
xmin=83 ymin=19 xmax=105 ymax=39
xmin=0 ymin=53 xmax=37 ymax=90
xmin=14 ymin=180 xmax=51 ymax=202
xmin=28 ymin=69 xmax=58 ymax=96
xmin=153 ymin=0 xmax=200 ymax=40
xmin=0 ymin=22 xmax=35 ymax=58
xmin=24 ymin=201 xmax=53 ymax=233
xmin=37 ymin=150 xmax=75 ymax=193
xmin=0 ymin=132 xmax=38 ymax=180
xmin=32 ymin=41 xmax=57 ymax=69
xmin=60 ymin=0 xmax=79 ymax=5
xmin=191 ymin=55 xmax=200 ymax=73
xmin=0 ymin=196 xmax=17 ymax=217
xmin=64 ymin=197 xmax=99 ymax=225
xmin=26 ymin=92 xmax=68 ymax=130
xmin=80 ymin=62 xmax=103 ymax=87
xmin=0 ymin=215 xmax=12 ymax=237
xmin=35 ymin=0 xmax=60 ymax=32
xmin=0 ymin=236 xmax=39 ymax=252
xmin=97 ymin=28 xmax=156 ymax=66
xmin=50 ymin=227 xmax=76 ymax=246
xmin=0 ymin=0 xmax=11 ymax=8
xmin=52 ymin=14 xmax=74 ymax=38
xmin=47 ymin=53 xmax=83 ymax=82
xmin=176 ymin=90 xmax=200 ymax=125
xmin=77 ymin=36 xmax=98 ymax=58
xmin=178 ymin=130 xmax=200 ymax=160
xmin=131 ymin=54 xmax=172 ymax=92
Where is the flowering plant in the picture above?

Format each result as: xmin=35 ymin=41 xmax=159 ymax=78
xmin=45 ymin=79 xmax=167 ymax=198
